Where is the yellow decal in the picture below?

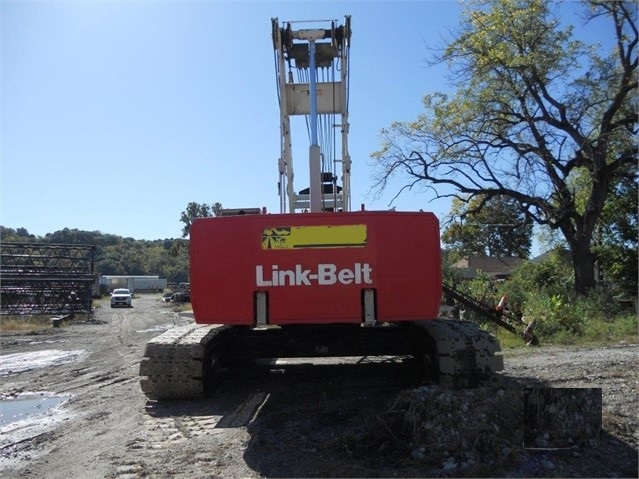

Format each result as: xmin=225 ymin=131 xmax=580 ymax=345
xmin=262 ymin=225 xmax=367 ymax=249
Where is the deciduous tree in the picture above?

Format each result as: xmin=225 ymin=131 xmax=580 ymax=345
xmin=371 ymin=0 xmax=637 ymax=295
xmin=179 ymin=202 xmax=224 ymax=238
xmin=442 ymin=195 xmax=532 ymax=261
xmin=594 ymin=165 xmax=638 ymax=295
xmin=179 ymin=202 xmax=212 ymax=238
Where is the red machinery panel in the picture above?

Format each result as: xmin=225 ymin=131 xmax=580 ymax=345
xmin=190 ymin=211 xmax=441 ymax=325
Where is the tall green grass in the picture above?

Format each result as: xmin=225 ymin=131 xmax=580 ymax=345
xmin=489 ymin=307 xmax=637 ymax=349
xmin=0 ymin=315 xmax=52 ymax=332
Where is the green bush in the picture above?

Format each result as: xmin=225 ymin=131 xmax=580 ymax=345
xmin=517 ymin=289 xmax=636 ymax=344
xmin=491 ymin=249 xmax=637 ymax=345
xmin=500 ymin=248 xmax=572 ymax=314
xmin=522 ymin=293 xmax=582 ymax=336
xmin=442 ymin=247 xmax=636 ymax=346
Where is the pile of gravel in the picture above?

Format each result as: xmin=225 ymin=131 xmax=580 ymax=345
xmin=371 ymin=385 xmax=606 ymax=477
xmin=524 ymin=387 xmax=602 ymax=449
xmin=385 ymin=385 xmax=524 ymax=475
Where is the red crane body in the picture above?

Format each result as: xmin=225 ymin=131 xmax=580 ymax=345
xmin=190 ymin=211 xmax=441 ymax=326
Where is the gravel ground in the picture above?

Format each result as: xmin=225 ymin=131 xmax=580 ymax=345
xmin=0 ymin=293 xmax=637 ymax=478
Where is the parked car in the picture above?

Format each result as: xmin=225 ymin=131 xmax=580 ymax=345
xmin=161 ymin=292 xmax=173 ymax=302
xmin=110 ymin=288 xmax=133 ymax=308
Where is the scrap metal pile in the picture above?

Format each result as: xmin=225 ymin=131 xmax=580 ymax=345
xmin=0 ymin=243 xmax=95 ymax=315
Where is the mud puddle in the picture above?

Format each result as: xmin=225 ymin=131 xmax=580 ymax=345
xmin=0 ymin=393 xmax=70 ymax=428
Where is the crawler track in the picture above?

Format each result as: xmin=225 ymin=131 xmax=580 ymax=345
xmin=139 ymin=324 xmax=228 ymax=400
xmin=140 ymin=319 xmax=504 ymax=400
xmin=412 ymin=318 xmax=504 ymax=387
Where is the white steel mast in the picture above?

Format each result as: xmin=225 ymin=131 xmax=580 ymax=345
xmin=271 ymin=17 xmax=352 ymax=213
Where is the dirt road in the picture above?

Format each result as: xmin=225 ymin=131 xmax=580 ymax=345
xmin=1 ymin=294 xmax=637 ymax=478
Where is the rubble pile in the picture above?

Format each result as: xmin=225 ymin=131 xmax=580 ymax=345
xmin=384 ymin=385 xmax=524 ymax=475
xmin=524 ymin=387 xmax=602 ymax=448
xmin=361 ymin=385 xmax=604 ymax=477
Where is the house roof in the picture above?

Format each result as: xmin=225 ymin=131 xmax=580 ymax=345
xmin=453 ymin=256 xmax=524 ymax=278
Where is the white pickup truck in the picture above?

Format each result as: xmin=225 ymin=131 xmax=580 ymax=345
xmin=110 ymin=288 xmax=132 ymax=308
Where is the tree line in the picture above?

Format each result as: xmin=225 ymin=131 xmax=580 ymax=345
xmin=0 ymin=226 xmax=189 ymax=284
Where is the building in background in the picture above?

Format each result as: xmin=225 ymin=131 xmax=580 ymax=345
xmin=98 ymin=275 xmax=167 ymax=294
xmin=452 ymin=256 xmax=524 ymax=280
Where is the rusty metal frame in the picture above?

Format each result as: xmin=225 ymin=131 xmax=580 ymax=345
xmin=1 ymin=243 xmax=95 ymax=315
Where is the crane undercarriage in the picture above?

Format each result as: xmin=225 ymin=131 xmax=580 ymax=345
xmin=140 ymin=320 xmax=503 ymax=400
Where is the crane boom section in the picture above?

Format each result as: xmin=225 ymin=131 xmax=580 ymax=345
xmin=272 ymin=17 xmax=352 ymax=213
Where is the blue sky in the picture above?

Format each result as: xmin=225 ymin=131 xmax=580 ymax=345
xmin=1 ymin=1 xmax=609 ymax=242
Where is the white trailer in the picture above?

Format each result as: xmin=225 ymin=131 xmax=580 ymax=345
xmin=126 ymin=277 xmax=167 ymax=292
xmin=99 ymin=275 xmax=167 ymax=293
